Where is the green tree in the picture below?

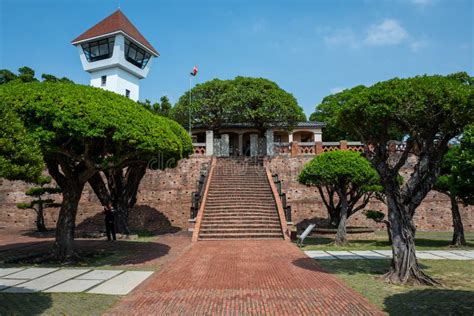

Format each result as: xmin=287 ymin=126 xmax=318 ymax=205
xmin=159 ymin=96 xmax=172 ymax=117
xmin=16 ymin=176 xmax=61 ymax=232
xmin=435 ymin=125 xmax=474 ymax=246
xmin=0 ymin=69 xmax=17 ymax=84
xmin=309 ymin=87 xmax=365 ymax=141
xmin=172 ymin=76 xmax=306 ymax=131
xmin=298 ymin=151 xmax=381 ymax=245
xmin=18 ymin=66 xmax=37 ymax=82
xmin=88 ymin=119 xmax=192 ymax=234
xmin=0 ymin=104 xmax=44 ymax=182
xmin=41 ymin=73 xmax=74 ymax=84
xmin=1 ymin=82 xmax=190 ymax=260
xmin=336 ymin=73 xmax=473 ymax=285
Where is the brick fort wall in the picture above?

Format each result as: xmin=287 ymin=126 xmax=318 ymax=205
xmin=0 ymin=156 xmax=472 ymax=233
xmin=264 ymin=156 xmax=473 ymax=233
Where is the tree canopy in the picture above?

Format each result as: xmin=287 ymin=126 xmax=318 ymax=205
xmin=172 ymin=76 xmax=306 ymax=130
xmin=1 ymin=81 xmax=192 ymax=259
xmin=334 ymin=72 xmax=473 ymax=285
xmin=309 ymin=87 xmax=366 ymax=141
xmin=298 ymin=150 xmax=381 ymax=245
xmin=435 ymin=124 xmax=474 ymax=246
xmin=0 ymin=104 xmax=44 ymax=182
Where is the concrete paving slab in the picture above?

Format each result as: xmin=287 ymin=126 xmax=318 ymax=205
xmin=350 ymin=251 xmax=388 ymax=259
xmin=76 ymin=270 xmax=123 ymax=280
xmin=305 ymin=251 xmax=337 ymax=260
xmin=373 ymin=250 xmax=393 ymax=257
xmin=3 ymin=269 xmax=90 ymax=293
xmin=0 ymin=268 xmax=25 ymax=277
xmin=416 ymin=251 xmax=444 ymax=259
xmin=326 ymin=251 xmax=364 ymax=260
xmin=45 ymin=279 xmax=103 ymax=293
xmin=87 ymin=271 xmax=153 ymax=295
xmin=3 ymin=268 xmax=58 ymax=280
xmin=424 ymin=251 xmax=469 ymax=260
xmin=445 ymin=250 xmax=474 ymax=259
xmin=0 ymin=279 xmax=28 ymax=291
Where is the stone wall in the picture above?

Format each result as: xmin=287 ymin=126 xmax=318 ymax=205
xmin=264 ymin=156 xmax=474 ymax=233
xmin=1 ymin=155 xmax=472 ymax=234
xmin=0 ymin=157 xmax=210 ymax=233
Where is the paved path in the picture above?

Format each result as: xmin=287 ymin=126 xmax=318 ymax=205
xmin=305 ymin=250 xmax=474 ymax=260
xmin=0 ymin=267 xmax=153 ymax=294
xmin=106 ymin=240 xmax=382 ymax=315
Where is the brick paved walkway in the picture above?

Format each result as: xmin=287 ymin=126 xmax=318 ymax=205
xmin=106 ymin=240 xmax=382 ymax=315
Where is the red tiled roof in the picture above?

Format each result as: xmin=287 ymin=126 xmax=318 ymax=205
xmin=71 ymin=9 xmax=159 ymax=56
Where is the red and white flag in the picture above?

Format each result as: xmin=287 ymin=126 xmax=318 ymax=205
xmin=190 ymin=66 xmax=198 ymax=76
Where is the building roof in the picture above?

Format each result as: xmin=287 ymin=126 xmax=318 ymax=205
xmin=192 ymin=121 xmax=326 ymax=129
xmin=71 ymin=9 xmax=159 ymax=56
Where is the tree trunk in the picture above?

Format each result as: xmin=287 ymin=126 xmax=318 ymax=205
xmin=383 ymin=220 xmax=392 ymax=244
xmin=335 ymin=187 xmax=348 ymax=246
xmin=35 ymin=203 xmax=47 ymax=232
xmin=328 ymin=209 xmax=341 ymax=228
xmin=52 ymin=183 xmax=84 ymax=261
xmin=384 ymin=190 xmax=439 ymax=286
xmin=450 ymin=194 xmax=466 ymax=247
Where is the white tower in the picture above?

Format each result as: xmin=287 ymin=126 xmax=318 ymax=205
xmin=71 ymin=9 xmax=159 ymax=101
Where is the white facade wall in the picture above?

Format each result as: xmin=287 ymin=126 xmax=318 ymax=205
xmin=75 ymin=33 xmax=155 ymax=102
xmin=90 ymin=68 xmax=139 ymax=101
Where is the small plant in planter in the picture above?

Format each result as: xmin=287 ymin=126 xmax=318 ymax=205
xmin=363 ymin=209 xmax=391 ymax=244
xmin=17 ymin=176 xmax=61 ymax=232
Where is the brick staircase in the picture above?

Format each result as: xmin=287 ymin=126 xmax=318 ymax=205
xmin=198 ymin=158 xmax=284 ymax=240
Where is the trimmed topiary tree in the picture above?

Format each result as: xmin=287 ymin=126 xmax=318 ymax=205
xmin=172 ymin=76 xmax=306 ymax=131
xmin=298 ymin=150 xmax=382 ymax=245
xmin=17 ymin=176 xmax=61 ymax=232
xmin=1 ymin=81 xmax=191 ymax=260
xmin=435 ymin=124 xmax=474 ymax=246
xmin=335 ymin=73 xmax=473 ymax=285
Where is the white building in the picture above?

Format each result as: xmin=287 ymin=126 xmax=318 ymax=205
xmin=71 ymin=9 xmax=158 ymax=101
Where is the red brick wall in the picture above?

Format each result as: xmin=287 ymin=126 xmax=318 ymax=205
xmin=264 ymin=156 xmax=474 ymax=233
xmin=1 ymin=155 xmax=472 ymax=234
xmin=0 ymin=157 xmax=210 ymax=233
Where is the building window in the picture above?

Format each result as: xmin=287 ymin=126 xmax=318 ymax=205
xmin=101 ymin=75 xmax=107 ymax=86
xmin=124 ymin=39 xmax=151 ymax=69
xmin=82 ymin=36 xmax=115 ymax=62
xmin=125 ymin=89 xmax=130 ymax=98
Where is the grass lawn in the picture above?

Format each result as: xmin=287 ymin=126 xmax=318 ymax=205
xmin=0 ymin=292 xmax=120 ymax=315
xmin=318 ymin=259 xmax=474 ymax=315
xmin=301 ymin=231 xmax=474 ymax=251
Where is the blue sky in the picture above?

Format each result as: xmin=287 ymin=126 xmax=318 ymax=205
xmin=1 ymin=0 xmax=472 ymax=117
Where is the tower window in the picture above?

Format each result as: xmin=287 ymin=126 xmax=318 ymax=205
xmin=82 ymin=36 xmax=115 ymax=62
xmin=101 ymin=75 xmax=107 ymax=86
xmin=125 ymin=89 xmax=130 ymax=98
xmin=124 ymin=39 xmax=151 ymax=69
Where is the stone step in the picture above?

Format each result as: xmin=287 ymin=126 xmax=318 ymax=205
xmin=198 ymin=233 xmax=283 ymax=240
xmin=199 ymin=229 xmax=282 ymax=235
xmin=201 ymin=219 xmax=281 ymax=225
xmin=205 ymin=204 xmax=276 ymax=209
xmin=204 ymin=214 xmax=278 ymax=220
xmin=200 ymin=223 xmax=281 ymax=229
xmin=206 ymin=205 xmax=276 ymax=212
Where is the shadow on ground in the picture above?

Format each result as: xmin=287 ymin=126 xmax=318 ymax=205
xmin=76 ymin=204 xmax=181 ymax=235
xmin=384 ymin=289 xmax=474 ymax=315
xmin=0 ymin=292 xmax=52 ymax=315
xmin=0 ymin=239 xmax=171 ymax=267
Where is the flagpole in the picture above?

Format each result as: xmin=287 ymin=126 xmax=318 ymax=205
xmin=188 ymin=74 xmax=192 ymax=135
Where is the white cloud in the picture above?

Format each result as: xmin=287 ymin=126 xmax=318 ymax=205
xmin=365 ymin=19 xmax=408 ymax=46
xmin=330 ymin=87 xmax=345 ymax=94
xmin=324 ymin=28 xmax=358 ymax=48
xmin=410 ymin=40 xmax=428 ymax=52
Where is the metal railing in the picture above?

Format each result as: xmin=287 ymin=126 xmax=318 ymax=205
xmin=190 ymin=163 xmax=210 ymax=219
xmin=272 ymin=173 xmax=292 ymax=223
